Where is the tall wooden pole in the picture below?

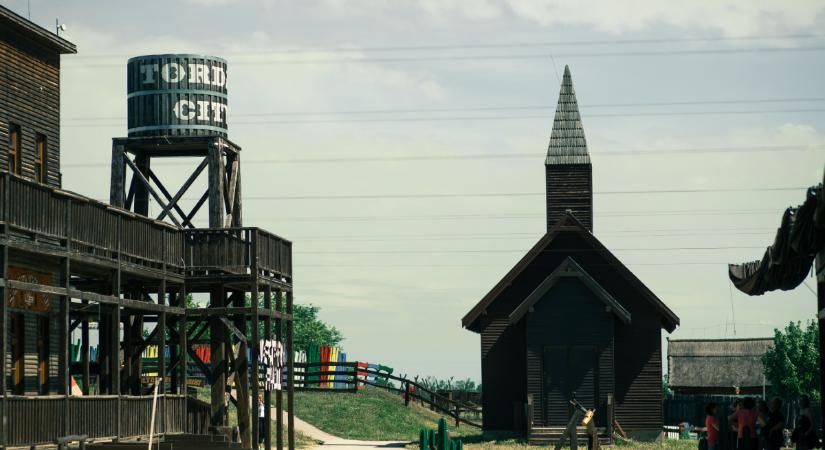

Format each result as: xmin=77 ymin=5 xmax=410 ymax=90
xmin=210 ymin=286 xmax=227 ymax=426
xmin=264 ymin=285 xmax=273 ymax=450
xmin=286 ymin=289 xmax=294 ymax=450
xmin=275 ymin=289 xmax=283 ymax=450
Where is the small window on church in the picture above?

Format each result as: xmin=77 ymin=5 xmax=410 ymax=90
xmin=35 ymin=134 xmax=47 ymax=183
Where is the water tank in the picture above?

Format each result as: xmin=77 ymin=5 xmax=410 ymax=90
xmin=127 ymin=54 xmax=228 ymax=137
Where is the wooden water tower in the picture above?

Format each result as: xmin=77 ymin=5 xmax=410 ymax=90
xmin=109 ymin=54 xmax=241 ymax=228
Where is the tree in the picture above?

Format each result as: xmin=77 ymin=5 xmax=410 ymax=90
xmin=762 ymin=319 xmax=820 ymax=402
xmin=292 ymin=304 xmax=343 ymax=353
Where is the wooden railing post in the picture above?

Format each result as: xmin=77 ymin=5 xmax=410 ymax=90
xmin=455 ymin=405 xmax=460 ymax=428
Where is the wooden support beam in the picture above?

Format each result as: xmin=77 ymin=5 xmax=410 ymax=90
xmin=123 ymin=155 xmax=182 ymax=227
xmin=219 ymin=316 xmax=248 ymax=343
xmin=265 ymin=285 xmax=274 ymax=450
xmin=233 ymin=289 xmax=252 ymax=449
xmin=287 ymin=289 xmax=295 ymax=450
xmin=81 ymin=301 xmax=90 ymax=395
xmin=207 ymin=139 xmax=225 ymax=229
xmin=110 ymin=143 xmax=126 ymax=207
xmin=210 ymin=285 xmax=227 ymax=426
xmin=152 ymin=156 xmax=208 ymax=224
xmin=1 ymin=227 xmax=8 ymax=448
xmin=275 ymin=288 xmax=283 ymax=450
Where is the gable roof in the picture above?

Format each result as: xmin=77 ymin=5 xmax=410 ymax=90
xmin=0 ymin=4 xmax=77 ymax=54
xmin=546 ymin=65 xmax=589 ymax=166
xmin=461 ymin=212 xmax=680 ymax=332
xmin=668 ymin=338 xmax=773 ymax=389
xmin=508 ymin=256 xmax=631 ymax=325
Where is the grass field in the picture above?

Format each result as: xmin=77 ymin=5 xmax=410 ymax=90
xmin=454 ymin=437 xmax=700 ymax=450
xmin=294 ymin=387 xmax=478 ymax=441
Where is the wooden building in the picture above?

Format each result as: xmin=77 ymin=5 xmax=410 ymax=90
xmin=667 ymin=338 xmax=773 ymax=396
xmin=0 ymin=6 xmax=295 ymax=450
xmin=462 ymin=66 xmax=680 ymax=442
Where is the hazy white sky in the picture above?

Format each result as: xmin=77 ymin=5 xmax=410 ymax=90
xmin=7 ymin=0 xmax=825 ymax=381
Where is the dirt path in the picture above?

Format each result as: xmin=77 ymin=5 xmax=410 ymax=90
xmin=278 ymin=410 xmax=409 ymax=450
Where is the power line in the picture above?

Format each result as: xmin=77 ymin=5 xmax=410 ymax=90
xmin=63 ymin=33 xmax=825 ymax=60
xmin=60 ymin=97 xmax=825 ymax=121
xmin=62 ymin=46 xmax=825 ymax=68
xmin=59 ymin=108 xmax=825 ymax=128
xmin=59 ymin=145 xmax=825 ymax=169
xmin=297 ymin=246 xmax=765 ymax=255
xmin=235 ymin=186 xmax=807 ymax=201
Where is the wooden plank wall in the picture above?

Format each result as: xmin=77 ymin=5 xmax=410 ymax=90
xmin=546 ymin=164 xmax=592 ymax=231
xmin=480 ymin=316 xmax=526 ymax=432
xmin=0 ymin=27 xmax=62 ymax=188
xmin=525 ymin=278 xmax=614 ymax=427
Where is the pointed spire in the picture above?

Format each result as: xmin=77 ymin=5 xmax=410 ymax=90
xmin=546 ymin=65 xmax=590 ymax=165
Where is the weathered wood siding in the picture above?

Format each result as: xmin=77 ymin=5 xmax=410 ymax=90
xmin=614 ymin=309 xmax=663 ymax=432
xmin=526 ymin=277 xmax=614 ymax=427
xmin=546 ymin=164 xmax=592 ymax=231
xmin=0 ymin=25 xmax=62 ymax=187
xmin=480 ymin=315 xmax=526 ymax=432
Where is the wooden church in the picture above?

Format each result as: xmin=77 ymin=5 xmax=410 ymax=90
xmin=462 ymin=66 xmax=680 ymax=442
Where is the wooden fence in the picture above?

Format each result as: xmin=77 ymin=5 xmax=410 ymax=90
xmin=293 ymin=362 xmax=482 ymax=428
xmin=3 ymin=394 xmax=206 ymax=447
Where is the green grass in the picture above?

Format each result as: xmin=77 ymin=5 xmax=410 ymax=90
xmin=294 ymin=387 xmax=477 ymax=441
xmin=455 ymin=437 xmax=700 ymax=450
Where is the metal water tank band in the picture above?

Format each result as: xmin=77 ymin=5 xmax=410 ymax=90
xmin=127 ymin=124 xmax=228 ymax=134
xmin=127 ymin=89 xmax=228 ymax=99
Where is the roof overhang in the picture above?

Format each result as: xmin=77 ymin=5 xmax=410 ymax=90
xmin=0 ymin=4 xmax=77 ymax=54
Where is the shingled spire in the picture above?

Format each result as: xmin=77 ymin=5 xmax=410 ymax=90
xmin=545 ymin=65 xmax=593 ymax=232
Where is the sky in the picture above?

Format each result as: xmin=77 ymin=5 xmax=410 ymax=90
xmin=6 ymin=0 xmax=825 ymax=382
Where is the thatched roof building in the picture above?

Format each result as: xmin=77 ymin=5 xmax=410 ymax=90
xmin=667 ymin=338 xmax=773 ymax=395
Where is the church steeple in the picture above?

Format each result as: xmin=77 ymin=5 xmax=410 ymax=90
xmin=545 ymin=65 xmax=593 ymax=232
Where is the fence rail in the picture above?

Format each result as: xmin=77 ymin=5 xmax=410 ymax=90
xmin=4 ymin=394 xmax=200 ymax=447
xmin=293 ymin=362 xmax=482 ymax=428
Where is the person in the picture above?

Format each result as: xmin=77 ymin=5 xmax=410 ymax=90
xmin=730 ymin=399 xmax=743 ymax=432
xmin=757 ymin=400 xmax=770 ymax=450
xmin=706 ymin=402 xmax=720 ymax=450
xmin=729 ymin=397 xmax=758 ymax=450
xmin=763 ymin=398 xmax=785 ymax=450
xmin=792 ymin=395 xmax=819 ymax=450
xmin=258 ymin=394 xmax=266 ymax=449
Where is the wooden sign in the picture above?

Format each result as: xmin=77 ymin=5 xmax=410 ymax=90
xmin=7 ymin=267 xmax=55 ymax=312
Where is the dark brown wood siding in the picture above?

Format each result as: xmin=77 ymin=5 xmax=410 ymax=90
xmin=0 ymin=25 xmax=62 ymax=187
xmin=525 ymin=277 xmax=614 ymax=427
xmin=546 ymin=164 xmax=592 ymax=231
xmin=480 ymin=315 xmax=526 ymax=432
xmin=614 ymin=308 xmax=663 ymax=432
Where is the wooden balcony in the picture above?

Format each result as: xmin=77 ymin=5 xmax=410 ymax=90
xmin=0 ymin=172 xmax=291 ymax=285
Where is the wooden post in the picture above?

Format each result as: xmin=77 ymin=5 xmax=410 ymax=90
xmin=455 ymin=405 xmax=460 ymax=428
xmin=264 ymin=285 xmax=273 ymax=450
xmin=210 ymin=286 xmax=227 ymax=426
xmin=606 ymin=394 xmax=614 ymax=444
xmin=232 ymin=289 xmax=252 ymax=449
xmin=133 ymin=153 xmax=151 ymax=217
xmin=207 ymin=139 xmax=225 ymax=229
xmin=817 ymin=252 xmax=824 ymax=434
xmin=158 ymin=280 xmax=167 ymax=395
xmin=1 ymin=229 xmax=8 ymax=449
xmin=179 ymin=286 xmax=188 ymax=396
xmin=251 ymin=276 xmax=261 ymax=448
xmin=81 ymin=301 xmax=90 ymax=395
xmin=286 ymin=289 xmax=295 ymax=450
xmin=275 ymin=289 xmax=283 ymax=450
xmin=110 ymin=142 xmax=126 ymax=208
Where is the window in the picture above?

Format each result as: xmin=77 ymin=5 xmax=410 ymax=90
xmin=35 ymin=134 xmax=47 ymax=183
xmin=37 ymin=317 xmax=50 ymax=394
xmin=10 ymin=313 xmax=24 ymax=395
xmin=8 ymin=124 xmax=21 ymax=175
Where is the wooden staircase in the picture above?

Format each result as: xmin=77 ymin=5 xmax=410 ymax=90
xmin=528 ymin=426 xmax=611 ymax=446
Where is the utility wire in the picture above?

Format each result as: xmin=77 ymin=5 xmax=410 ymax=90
xmin=297 ymin=246 xmax=765 ymax=255
xmin=64 ymin=32 xmax=825 ymax=60
xmin=60 ymin=97 xmax=825 ymax=122
xmin=59 ymin=108 xmax=825 ymax=127
xmin=62 ymin=46 xmax=825 ymax=68
xmin=59 ymin=145 xmax=825 ymax=169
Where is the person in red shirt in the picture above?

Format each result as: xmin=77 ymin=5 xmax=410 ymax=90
xmin=706 ymin=402 xmax=720 ymax=450
xmin=729 ymin=397 xmax=759 ymax=450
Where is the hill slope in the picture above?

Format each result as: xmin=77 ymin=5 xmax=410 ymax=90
xmin=294 ymin=387 xmax=478 ymax=441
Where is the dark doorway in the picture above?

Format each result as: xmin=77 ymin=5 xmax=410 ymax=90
xmin=543 ymin=345 xmax=597 ymax=425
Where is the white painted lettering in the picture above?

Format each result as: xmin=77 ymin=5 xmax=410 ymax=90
xmin=140 ymin=64 xmax=159 ymax=84
xmin=173 ymin=100 xmax=196 ymax=120
xmin=161 ymin=62 xmax=185 ymax=83
xmin=189 ymin=63 xmax=211 ymax=84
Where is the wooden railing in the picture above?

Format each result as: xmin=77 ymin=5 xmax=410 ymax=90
xmin=184 ymin=227 xmax=292 ymax=279
xmin=4 ymin=394 xmax=192 ymax=446
xmin=293 ymin=362 xmax=482 ymax=428
xmin=0 ymin=173 xmax=291 ymax=279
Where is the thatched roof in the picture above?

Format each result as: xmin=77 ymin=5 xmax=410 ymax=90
xmin=668 ymin=338 xmax=773 ymax=390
